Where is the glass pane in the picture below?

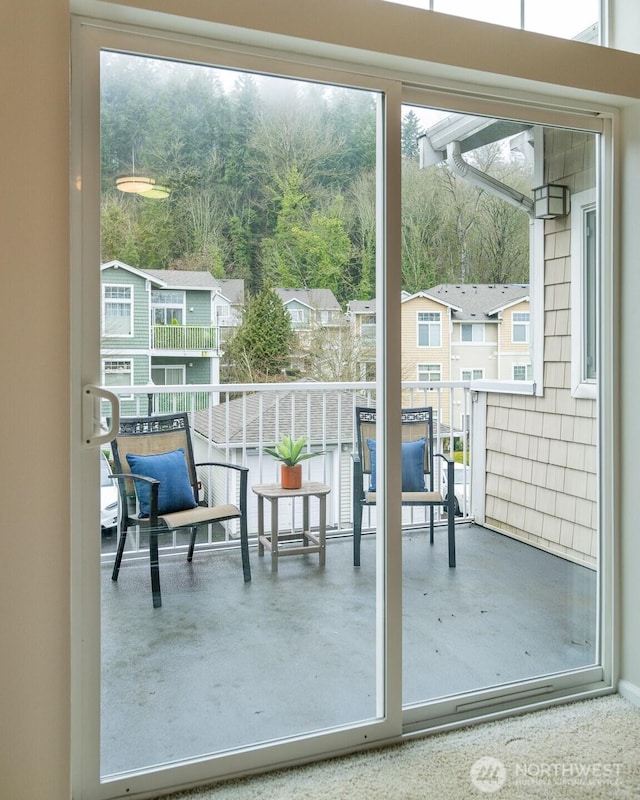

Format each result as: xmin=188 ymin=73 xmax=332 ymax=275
xmin=433 ymin=0 xmax=521 ymax=27
xmin=524 ymin=0 xmax=599 ymax=40
xmin=100 ymin=51 xmax=381 ymax=777
xmin=402 ymin=102 xmax=598 ymax=706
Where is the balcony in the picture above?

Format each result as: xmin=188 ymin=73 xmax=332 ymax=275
xmin=151 ymin=324 xmax=217 ymax=353
xmin=98 ymin=381 xmax=598 ymax=777
xmin=102 ymin=380 xmax=474 ymax=538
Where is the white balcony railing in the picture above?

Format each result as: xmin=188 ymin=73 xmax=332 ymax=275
xmin=100 ymin=381 xmax=474 ymax=560
xmin=151 ymin=324 xmax=217 ymax=351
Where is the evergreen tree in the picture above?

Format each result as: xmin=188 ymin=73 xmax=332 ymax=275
xmin=223 ymin=287 xmax=294 ymax=382
xmin=402 ymin=110 xmax=424 ymax=160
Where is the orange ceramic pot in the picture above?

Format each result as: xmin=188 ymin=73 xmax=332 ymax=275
xmin=281 ymin=464 xmax=302 ymax=489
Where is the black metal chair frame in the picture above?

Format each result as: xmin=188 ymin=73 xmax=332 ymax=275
xmin=352 ymin=406 xmax=456 ymax=568
xmin=110 ymin=412 xmax=250 ymax=607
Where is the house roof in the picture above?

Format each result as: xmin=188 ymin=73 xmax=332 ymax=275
xmin=424 ymin=283 xmax=529 ymax=322
xmin=275 ymin=288 xmax=341 ymax=311
xmin=402 ymin=290 xmax=463 ymax=313
xmin=349 ymin=284 xmax=528 ymax=322
xmin=213 ymin=279 xmax=244 ymax=305
xmin=348 ymin=300 xmax=376 ymax=314
xmin=101 ymin=262 xmax=244 ymax=302
xmin=100 ymin=260 xmax=167 ymax=286
xmin=193 ymin=386 xmax=362 ymax=446
xmin=142 ymin=269 xmax=219 ymax=289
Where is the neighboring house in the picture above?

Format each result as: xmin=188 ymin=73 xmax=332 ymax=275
xmin=212 ymin=279 xmax=245 ymax=345
xmin=426 ymin=283 xmax=531 ymax=384
xmin=347 ymin=299 xmax=377 ymax=381
xmin=100 ymin=260 xmax=243 ymax=413
xmin=275 ymin=287 xmax=342 ymax=330
xmin=275 ymin=287 xmax=343 ymax=374
xmin=350 ymin=285 xmax=531 ymax=430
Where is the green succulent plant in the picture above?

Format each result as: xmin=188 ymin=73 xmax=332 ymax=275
xmin=263 ymin=434 xmax=321 ymax=466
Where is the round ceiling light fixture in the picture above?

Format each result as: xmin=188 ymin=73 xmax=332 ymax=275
xmin=137 ymin=184 xmax=171 ymax=199
xmin=116 ymin=176 xmax=156 ymax=194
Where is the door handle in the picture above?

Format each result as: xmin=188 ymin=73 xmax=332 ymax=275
xmin=82 ymin=385 xmax=120 ymax=446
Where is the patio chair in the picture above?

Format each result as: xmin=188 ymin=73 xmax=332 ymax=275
xmin=110 ymin=412 xmax=250 ymax=607
xmin=352 ymin=406 xmax=456 ymax=568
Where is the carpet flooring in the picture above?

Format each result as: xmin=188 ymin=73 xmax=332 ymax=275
xmin=166 ymin=694 xmax=640 ymax=799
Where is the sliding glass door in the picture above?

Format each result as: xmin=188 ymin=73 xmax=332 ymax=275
xmin=72 ymin=17 xmax=612 ymax=800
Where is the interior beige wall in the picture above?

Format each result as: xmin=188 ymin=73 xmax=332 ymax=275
xmin=0 ymin=2 xmax=71 ymax=798
xmin=2 ymin=2 xmax=640 ymax=799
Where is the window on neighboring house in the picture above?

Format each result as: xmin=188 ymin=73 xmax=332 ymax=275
xmin=513 ymin=364 xmax=533 ymax=381
xmin=288 ymin=308 xmax=305 ymax=326
xmin=151 ymin=366 xmax=186 ymax=385
xmin=215 ymin=308 xmax=231 ymax=325
xmin=512 ymin=312 xmax=530 ymax=343
xmin=360 ymin=314 xmax=376 ymax=342
xmin=417 ymin=363 xmax=441 ymax=382
xmin=460 ymin=323 xmax=484 ymax=342
xmin=103 ymin=285 xmax=133 ymax=336
xmin=461 ymin=368 xmax=484 ymax=381
xmin=571 ymin=189 xmax=598 ymax=398
xmin=417 ymin=312 xmax=441 ymax=347
xmin=103 ymin=359 xmax=133 ymax=398
xmin=151 ymin=290 xmax=184 ymax=325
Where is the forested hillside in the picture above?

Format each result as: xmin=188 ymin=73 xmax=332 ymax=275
xmin=100 ymin=52 xmax=531 ymax=304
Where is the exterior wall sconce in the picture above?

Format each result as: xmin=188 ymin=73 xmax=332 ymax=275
xmin=532 ymin=184 xmax=570 ymax=219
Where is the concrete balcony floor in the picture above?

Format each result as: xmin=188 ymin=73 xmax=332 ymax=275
xmin=100 ymin=523 xmax=596 ymax=777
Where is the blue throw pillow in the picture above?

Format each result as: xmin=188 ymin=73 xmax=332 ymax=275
xmin=366 ymin=438 xmax=426 ymax=493
xmin=126 ymin=448 xmax=197 ymax=518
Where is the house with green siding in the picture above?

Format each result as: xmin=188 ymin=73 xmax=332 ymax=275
xmin=100 ymin=260 xmax=244 ymax=414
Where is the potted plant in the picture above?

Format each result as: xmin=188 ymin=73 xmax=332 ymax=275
xmin=264 ymin=434 xmax=321 ymax=489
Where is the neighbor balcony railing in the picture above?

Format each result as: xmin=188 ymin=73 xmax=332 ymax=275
xmin=151 ymin=324 xmax=217 ymax=351
xmin=100 ymin=380 xmax=474 ymax=561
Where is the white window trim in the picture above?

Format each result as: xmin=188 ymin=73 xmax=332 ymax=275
xmin=511 ymin=312 xmax=530 ymax=344
xmin=512 ymin=363 xmax=533 ymax=381
xmin=461 ymin=367 xmax=484 ymax=381
xmin=151 ymin=364 xmax=187 ymax=385
xmin=571 ymin=188 xmax=598 ymax=400
xmin=417 ymin=362 xmax=442 ymax=382
xmin=417 ymin=311 xmax=441 ymax=348
xmin=151 ymin=289 xmax=186 ymax=325
xmin=102 ymin=357 xmax=133 ymax=399
xmin=460 ymin=322 xmax=485 ymax=343
xmin=102 ymin=283 xmax=134 ymax=338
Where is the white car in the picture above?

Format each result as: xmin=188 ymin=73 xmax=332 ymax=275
xmin=101 ymin=451 xmax=120 ymax=534
xmin=441 ymin=462 xmax=471 ymax=517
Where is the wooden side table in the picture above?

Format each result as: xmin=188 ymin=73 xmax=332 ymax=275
xmin=252 ymin=481 xmax=330 ymax=572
